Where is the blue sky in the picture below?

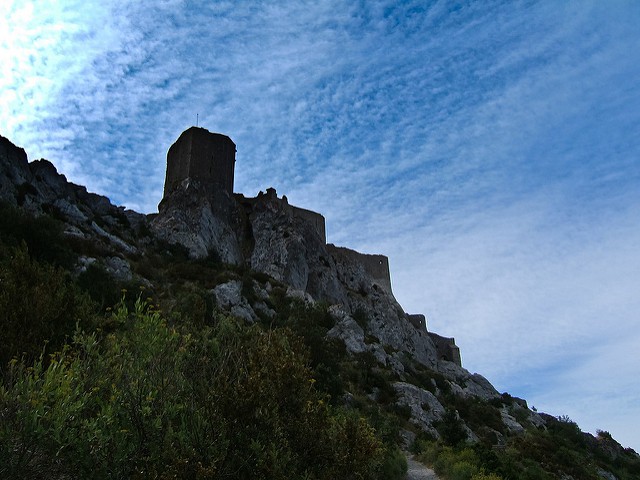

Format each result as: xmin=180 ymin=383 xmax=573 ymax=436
xmin=2 ymin=0 xmax=639 ymax=450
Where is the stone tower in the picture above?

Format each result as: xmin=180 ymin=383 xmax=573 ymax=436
xmin=163 ymin=126 xmax=236 ymax=198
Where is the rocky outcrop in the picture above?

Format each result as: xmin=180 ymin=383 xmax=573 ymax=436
xmin=0 ymin=130 xmax=523 ymax=443
xmin=153 ymin=179 xmax=243 ymax=263
xmin=246 ymin=192 xmax=343 ymax=299
xmin=0 ymin=135 xmax=33 ymax=204
xmin=0 ymin=135 xmax=146 ymax=256
xmin=437 ymin=361 xmax=500 ymax=401
xmin=394 ymin=382 xmax=446 ymax=438
xmin=211 ymin=280 xmax=257 ymax=323
xmin=327 ymin=306 xmax=368 ymax=354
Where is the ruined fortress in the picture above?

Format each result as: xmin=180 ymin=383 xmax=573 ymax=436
xmin=164 ymin=127 xmax=236 ymax=198
xmin=162 ymin=126 xmax=461 ymax=365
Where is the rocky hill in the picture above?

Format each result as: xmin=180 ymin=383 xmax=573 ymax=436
xmin=1 ymin=129 xmax=638 ymax=479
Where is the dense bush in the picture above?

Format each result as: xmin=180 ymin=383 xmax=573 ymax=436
xmin=0 ymin=300 xmax=384 ymax=479
xmin=76 ymin=262 xmax=125 ymax=309
xmin=415 ymin=441 xmax=500 ymax=480
xmin=414 ymin=405 xmax=639 ymax=480
xmin=259 ymin=298 xmax=346 ymax=402
xmin=437 ymin=408 xmax=468 ymax=447
xmin=0 ymin=245 xmax=95 ymax=368
xmin=0 ymin=202 xmax=74 ymax=268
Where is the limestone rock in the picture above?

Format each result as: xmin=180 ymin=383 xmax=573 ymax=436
xmin=211 ymin=280 xmax=243 ymax=308
xmin=77 ymin=256 xmax=97 ymax=274
xmin=0 ymin=135 xmax=33 ymax=205
xmin=394 ymin=381 xmax=446 ymax=438
xmin=597 ymin=468 xmax=619 ymax=480
xmin=285 ymin=286 xmax=315 ymax=304
xmin=327 ymin=306 xmax=367 ymax=354
xmin=0 ymin=135 xmax=148 ymax=261
xmin=153 ymin=180 xmax=242 ymax=263
xmin=252 ymin=301 xmax=276 ymax=319
xmin=211 ymin=280 xmax=257 ymax=323
xmin=52 ymin=198 xmax=88 ymax=224
xmin=500 ymin=407 xmax=525 ymax=434
xmin=247 ymin=196 xmax=345 ymax=302
xmin=104 ymin=256 xmax=133 ymax=282
xmin=526 ymin=410 xmax=547 ymax=428
xmin=437 ymin=362 xmax=500 ymax=401
xmin=91 ymin=222 xmax=137 ymax=254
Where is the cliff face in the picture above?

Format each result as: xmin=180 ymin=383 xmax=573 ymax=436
xmin=0 ymin=135 xmax=147 ymax=259
xmin=0 ymin=132 xmax=522 ymax=441
xmin=3 ymin=132 xmax=638 ymax=479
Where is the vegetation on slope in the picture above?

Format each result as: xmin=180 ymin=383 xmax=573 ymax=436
xmin=1 ymin=203 xmax=638 ymax=479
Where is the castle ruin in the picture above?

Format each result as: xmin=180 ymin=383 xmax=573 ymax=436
xmin=327 ymin=245 xmax=393 ymax=294
xmin=159 ymin=126 xmax=462 ymax=367
xmin=427 ymin=331 xmax=462 ymax=366
xmin=163 ymin=127 xmax=236 ymax=198
xmin=235 ymin=186 xmax=327 ymax=243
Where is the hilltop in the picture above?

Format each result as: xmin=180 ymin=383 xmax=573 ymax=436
xmin=0 ymin=129 xmax=638 ymax=479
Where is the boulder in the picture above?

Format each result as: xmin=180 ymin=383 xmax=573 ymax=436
xmin=394 ymin=381 xmax=446 ymax=438
xmin=211 ymin=280 xmax=257 ymax=323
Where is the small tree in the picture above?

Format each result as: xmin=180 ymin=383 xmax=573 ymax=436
xmin=438 ymin=408 xmax=468 ymax=447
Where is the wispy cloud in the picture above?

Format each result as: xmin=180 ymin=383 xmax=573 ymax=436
xmin=1 ymin=0 xmax=639 ymax=449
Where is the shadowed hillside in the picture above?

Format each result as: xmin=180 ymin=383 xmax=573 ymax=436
xmin=1 ymin=131 xmax=638 ymax=480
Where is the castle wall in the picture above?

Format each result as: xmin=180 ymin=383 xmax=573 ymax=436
xmin=235 ymin=190 xmax=327 ymax=244
xmin=164 ymin=127 xmax=236 ymax=198
xmin=164 ymin=132 xmax=191 ymax=195
xmin=428 ymin=332 xmax=462 ymax=367
xmin=407 ymin=314 xmax=426 ymax=330
xmin=291 ymin=206 xmax=326 ymax=244
xmin=327 ymin=245 xmax=393 ymax=294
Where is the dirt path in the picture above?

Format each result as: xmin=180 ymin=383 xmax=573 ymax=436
xmin=405 ymin=454 xmax=440 ymax=480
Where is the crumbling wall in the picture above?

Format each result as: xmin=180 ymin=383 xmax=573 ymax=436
xmin=428 ymin=332 xmax=462 ymax=367
xmin=235 ymin=189 xmax=326 ymax=244
xmin=327 ymin=245 xmax=393 ymax=294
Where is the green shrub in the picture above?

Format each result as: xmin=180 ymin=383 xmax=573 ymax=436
xmin=0 ymin=202 xmax=74 ymax=268
xmin=451 ymin=460 xmax=479 ymax=480
xmin=260 ymin=299 xmax=345 ymax=401
xmin=170 ymin=283 xmax=213 ymax=326
xmin=471 ymin=473 xmax=503 ymax=480
xmin=0 ymin=348 xmax=89 ymax=477
xmin=437 ymin=408 xmax=468 ymax=446
xmin=414 ymin=439 xmax=442 ymax=464
xmin=0 ymin=300 xmax=384 ymax=479
xmin=76 ymin=262 xmax=122 ymax=309
xmin=0 ymin=245 xmax=95 ymax=368
xmin=378 ymin=445 xmax=408 ymax=479
xmin=414 ymin=441 xmax=497 ymax=480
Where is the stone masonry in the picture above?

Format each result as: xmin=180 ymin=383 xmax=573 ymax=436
xmin=163 ymin=126 xmax=236 ymax=198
